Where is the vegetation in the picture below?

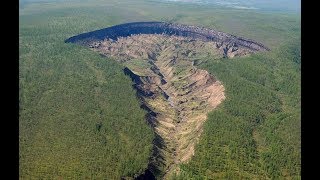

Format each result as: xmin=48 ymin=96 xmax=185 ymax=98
xmin=173 ymin=40 xmax=301 ymax=179
xmin=19 ymin=0 xmax=300 ymax=179
xmin=19 ymin=2 xmax=155 ymax=178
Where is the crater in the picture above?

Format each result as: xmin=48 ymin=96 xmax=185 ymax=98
xmin=66 ymin=22 xmax=268 ymax=179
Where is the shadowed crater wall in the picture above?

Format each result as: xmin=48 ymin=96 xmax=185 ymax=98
xmin=66 ymin=22 xmax=269 ymax=57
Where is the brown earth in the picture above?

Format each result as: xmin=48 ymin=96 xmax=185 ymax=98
xmin=81 ymin=34 xmax=262 ymax=179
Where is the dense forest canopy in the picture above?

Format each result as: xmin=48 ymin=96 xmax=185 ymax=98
xmin=19 ymin=0 xmax=300 ymax=179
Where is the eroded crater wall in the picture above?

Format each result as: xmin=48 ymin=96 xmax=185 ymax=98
xmin=66 ymin=22 xmax=269 ymax=55
xmin=66 ymin=23 xmax=268 ymax=179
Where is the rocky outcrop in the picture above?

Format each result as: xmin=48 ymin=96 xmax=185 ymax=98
xmin=65 ymin=23 xmax=268 ymax=179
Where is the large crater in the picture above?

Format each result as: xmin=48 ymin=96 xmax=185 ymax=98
xmin=66 ymin=22 xmax=268 ymax=179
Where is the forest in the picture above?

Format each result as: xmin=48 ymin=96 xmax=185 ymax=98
xmin=19 ymin=0 xmax=300 ymax=179
xmin=174 ymin=39 xmax=300 ymax=179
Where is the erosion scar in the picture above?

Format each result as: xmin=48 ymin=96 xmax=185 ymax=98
xmin=65 ymin=22 xmax=268 ymax=179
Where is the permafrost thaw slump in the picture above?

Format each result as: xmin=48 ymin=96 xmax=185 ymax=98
xmin=66 ymin=22 xmax=269 ymax=179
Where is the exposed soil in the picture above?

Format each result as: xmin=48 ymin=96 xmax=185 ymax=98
xmin=66 ymin=22 xmax=268 ymax=179
xmin=91 ymin=34 xmax=225 ymax=179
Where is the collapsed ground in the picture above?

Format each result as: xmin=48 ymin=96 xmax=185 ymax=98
xmin=92 ymin=34 xmax=226 ymax=178
xmin=67 ymin=22 xmax=268 ymax=179
xmin=88 ymin=34 xmax=264 ymax=178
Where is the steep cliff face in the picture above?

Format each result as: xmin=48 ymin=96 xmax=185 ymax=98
xmin=66 ymin=23 xmax=268 ymax=179
xmin=66 ymin=22 xmax=269 ymax=58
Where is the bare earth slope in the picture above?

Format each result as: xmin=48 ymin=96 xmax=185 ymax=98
xmin=66 ymin=22 xmax=268 ymax=179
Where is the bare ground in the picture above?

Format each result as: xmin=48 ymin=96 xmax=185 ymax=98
xmin=84 ymin=34 xmax=262 ymax=179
